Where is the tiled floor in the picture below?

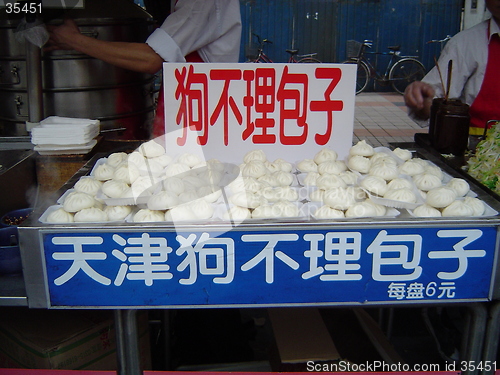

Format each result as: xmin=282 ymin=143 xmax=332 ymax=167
xmin=353 ymin=92 xmax=428 ymax=147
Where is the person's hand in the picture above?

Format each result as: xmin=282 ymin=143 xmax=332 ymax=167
xmin=45 ymin=18 xmax=82 ymax=51
xmin=404 ymin=81 xmax=435 ymax=120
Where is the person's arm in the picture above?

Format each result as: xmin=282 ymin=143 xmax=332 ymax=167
xmin=47 ymin=18 xmax=164 ymax=74
xmin=404 ymin=81 xmax=436 ymax=120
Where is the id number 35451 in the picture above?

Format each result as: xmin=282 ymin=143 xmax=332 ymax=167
xmin=5 ymin=2 xmax=42 ymax=14
xmin=457 ymin=361 xmax=497 ymax=372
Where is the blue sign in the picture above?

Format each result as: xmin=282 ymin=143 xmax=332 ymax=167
xmin=42 ymin=227 xmax=497 ymax=307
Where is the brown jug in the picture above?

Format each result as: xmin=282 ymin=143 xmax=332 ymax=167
xmin=428 ymin=98 xmax=470 ymax=156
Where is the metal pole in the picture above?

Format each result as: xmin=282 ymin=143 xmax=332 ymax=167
xmin=162 ymin=310 xmax=172 ymax=370
xmin=114 ymin=310 xmax=142 ymax=375
xmin=114 ymin=310 xmax=127 ymax=375
xmin=124 ymin=310 xmax=142 ymax=374
xmin=483 ymin=302 xmax=500 ymax=375
xmin=25 ymin=32 xmax=44 ymax=123
xmin=463 ymin=303 xmax=488 ymax=375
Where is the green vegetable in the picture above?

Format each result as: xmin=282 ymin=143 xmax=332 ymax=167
xmin=467 ymin=123 xmax=500 ymax=195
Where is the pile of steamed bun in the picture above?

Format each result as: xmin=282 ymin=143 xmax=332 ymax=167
xmin=42 ymin=139 xmax=490 ymax=223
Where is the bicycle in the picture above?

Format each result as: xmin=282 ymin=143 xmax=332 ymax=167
xmin=427 ymin=35 xmax=452 ymax=53
xmin=342 ymin=40 xmax=426 ymax=95
xmin=248 ymin=33 xmax=322 ymax=63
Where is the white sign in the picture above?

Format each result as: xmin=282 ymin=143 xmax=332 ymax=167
xmin=162 ymin=63 xmax=356 ymax=163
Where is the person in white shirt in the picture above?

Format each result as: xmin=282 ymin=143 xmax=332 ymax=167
xmin=47 ymin=0 xmax=242 ymax=136
xmin=146 ymin=0 xmax=241 ymax=64
xmin=404 ymin=0 xmax=500 ymax=135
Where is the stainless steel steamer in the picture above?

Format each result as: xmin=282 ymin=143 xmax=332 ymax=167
xmin=0 ymin=0 xmax=156 ymax=140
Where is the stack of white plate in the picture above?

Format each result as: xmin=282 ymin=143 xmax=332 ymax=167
xmin=31 ymin=116 xmax=100 ymax=155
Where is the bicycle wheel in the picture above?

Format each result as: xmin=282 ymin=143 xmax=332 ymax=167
xmin=342 ymin=59 xmax=370 ymax=94
xmin=298 ymin=57 xmax=322 ymax=63
xmin=389 ymin=58 xmax=426 ymax=95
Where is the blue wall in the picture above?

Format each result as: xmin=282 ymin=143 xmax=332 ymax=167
xmin=240 ymin=0 xmax=463 ymax=78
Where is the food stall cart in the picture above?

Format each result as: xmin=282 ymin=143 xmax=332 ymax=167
xmin=3 ymin=63 xmax=500 ymax=375
xmin=11 ymin=143 xmax=500 ymax=375
xmin=414 ymin=128 xmax=500 ymax=375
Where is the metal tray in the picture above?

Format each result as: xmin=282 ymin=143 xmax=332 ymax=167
xmin=13 ymin=145 xmax=500 ymax=309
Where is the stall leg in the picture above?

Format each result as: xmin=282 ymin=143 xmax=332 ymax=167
xmin=114 ymin=310 xmax=142 ymax=375
xmin=463 ymin=303 xmax=488 ymax=375
xmin=482 ymin=301 xmax=500 ymax=375
xmin=162 ymin=310 xmax=172 ymax=370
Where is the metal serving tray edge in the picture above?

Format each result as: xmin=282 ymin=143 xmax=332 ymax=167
xmin=16 ymin=145 xmax=500 ymax=309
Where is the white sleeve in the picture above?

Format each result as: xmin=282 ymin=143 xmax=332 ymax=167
xmin=423 ymin=29 xmax=480 ymax=103
xmin=149 ymin=0 xmax=236 ymax=60
xmin=146 ymin=28 xmax=186 ymax=63
xmin=146 ymin=0 xmax=241 ymax=63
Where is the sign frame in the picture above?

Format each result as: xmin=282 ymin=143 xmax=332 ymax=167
xmin=19 ymin=220 xmax=500 ymax=309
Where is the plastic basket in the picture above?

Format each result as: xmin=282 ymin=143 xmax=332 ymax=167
xmin=346 ymin=40 xmax=362 ymax=58
xmin=245 ymin=44 xmax=259 ymax=60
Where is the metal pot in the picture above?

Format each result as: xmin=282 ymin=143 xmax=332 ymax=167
xmin=0 ymin=0 xmax=157 ymax=140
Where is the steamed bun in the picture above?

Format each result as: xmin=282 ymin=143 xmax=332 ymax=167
xmin=138 ymin=140 xmax=165 ymax=158
xmin=178 ymin=153 xmax=203 ymax=168
xmin=244 ymin=149 xmax=267 ymax=163
xmin=272 ymin=200 xmax=299 ymax=218
xmin=161 ymin=176 xmax=184 ymax=195
xmin=413 ymin=204 xmax=442 ymax=218
xmin=147 ymin=191 xmax=180 ymax=210
xmin=229 ymin=191 xmax=265 ymax=208
xmin=392 ymin=147 xmax=412 ymax=161
xmin=74 ymin=177 xmax=102 ymax=196
xmin=383 ymin=188 xmax=417 ymax=203
xmin=104 ymin=205 xmax=132 ymax=221
xmin=316 ymin=174 xmax=347 ymax=190
xmin=317 ymin=160 xmax=347 ymax=175
xmin=426 ymin=187 xmax=457 ymax=208
xmin=241 ymin=161 xmax=268 ymax=178
xmin=314 ymin=205 xmax=345 ymax=219
xmin=303 ymin=172 xmax=320 ymax=187
xmin=369 ymin=161 xmax=399 ymax=181
xmin=349 ymin=140 xmax=374 ymax=157
xmin=165 ymin=162 xmax=190 ymax=178
xmin=133 ymin=209 xmax=165 ymax=222
xmin=314 ymin=148 xmax=338 ymax=164
xmin=106 ymin=152 xmax=128 ymax=168
xmin=63 ymin=192 xmax=98 ymax=213
xmin=251 ymin=204 xmax=275 ymax=219
xmin=102 ymin=180 xmax=131 ymax=199
xmin=387 ymin=178 xmax=413 ymax=190
xmin=360 ymin=175 xmax=388 ymax=196
xmin=165 ymin=205 xmax=197 ymax=221
xmin=189 ymin=199 xmax=215 ymax=220
xmin=46 ymin=207 xmax=74 ymax=223
xmin=345 ymin=201 xmax=378 ymax=218
xmin=463 ymin=196 xmax=486 ymax=216
xmin=273 ymin=171 xmax=295 ymax=187
xmin=347 ymin=155 xmax=371 ymax=174
xmin=74 ymin=207 xmax=108 ymax=222
xmin=297 ymin=159 xmax=318 ymax=173
xmin=399 ymin=160 xmax=425 ymax=176
xmin=413 ymin=173 xmax=442 ymax=192
xmin=93 ymin=163 xmax=115 ymax=181
xmin=113 ymin=163 xmax=140 ymax=184
xmin=446 ymin=178 xmax=470 ymax=197
xmin=442 ymin=200 xmax=475 ymax=217
xmin=323 ymin=187 xmax=360 ymax=210
xmin=223 ymin=206 xmax=251 ymax=221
